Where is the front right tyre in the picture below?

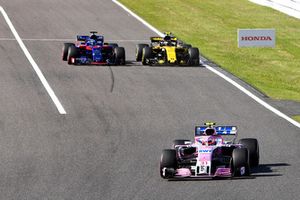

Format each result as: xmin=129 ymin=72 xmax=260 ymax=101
xmin=172 ymin=139 xmax=191 ymax=148
xmin=188 ymin=47 xmax=200 ymax=66
xmin=62 ymin=43 xmax=74 ymax=61
xmin=136 ymin=44 xmax=149 ymax=61
xmin=67 ymin=45 xmax=79 ymax=65
xmin=142 ymin=46 xmax=152 ymax=65
xmin=160 ymin=149 xmax=177 ymax=178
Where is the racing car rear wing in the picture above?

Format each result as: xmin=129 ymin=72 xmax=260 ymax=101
xmin=77 ymin=35 xmax=90 ymax=41
xmin=150 ymin=37 xmax=162 ymax=41
xmin=150 ymin=37 xmax=177 ymax=42
xmin=77 ymin=35 xmax=104 ymax=42
xmin=195 ymin=126 xmax=237 ymax=136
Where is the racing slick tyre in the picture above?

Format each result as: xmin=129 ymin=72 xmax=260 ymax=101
xmin=114 ymin=47 xmax=126 ymax=65
xmin=188 ymin=47 xmax=200 ymax=66
xmin=136 ymin=44 xmax=149 ymax=61
xmin=239 ymin=138 xmax=259 ymax=167
xmin=232 ymin=148 xmax=250 ymax=177
xmin=108 ymin=43 xmax=119 ymax=49
xmin=182 ymin=44 xmax=192 ymax=49
xmin=160 ymin=149 xmax=177 ymax=178
xmin=172 ymin=139 xmax=191 ymax=148
xmin=142 ymin=46 xmax=152 ymax=65
xmin=67 ymin=45 xmax=79 ymax=65
xmin=62 ymin=43 xmax=74 ymax=61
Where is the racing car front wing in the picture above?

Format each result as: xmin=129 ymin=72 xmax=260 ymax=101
xmin=162 ymin=167 xmax=232 ymax=179
xmin=71 ymin=57 xmax=115 ymax=65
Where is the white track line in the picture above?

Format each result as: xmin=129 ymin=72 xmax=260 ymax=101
xmin=112 ymin=0 xmax=300 ymax=129
xmin=204 ymin=65 xmax=300 ymax=128
xmin=112 ymin=0 xmax=164 ymax=37
xmin=0 ymin=6 xmax=66 ymax=114
xmin=0 ymin=37 xmax=15 ymax=40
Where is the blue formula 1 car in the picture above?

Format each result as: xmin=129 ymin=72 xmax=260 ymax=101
xmin=62 ymin=31 xmax=125 ymax=65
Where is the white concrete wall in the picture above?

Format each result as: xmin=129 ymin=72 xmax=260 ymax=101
xmin=249 ymin=0 xmax=300 ymax=19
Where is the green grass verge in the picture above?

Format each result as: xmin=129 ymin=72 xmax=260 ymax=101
xmin=119 ymin=0 xmax=300 ymax=102
xmin=292 ymin=115 xmax=300 ymax=123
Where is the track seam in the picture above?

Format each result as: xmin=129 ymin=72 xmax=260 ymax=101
xmin=112 ymin=0 xmax=300 ymax=129
xmin=108 ymin=66 xmax=115 ymax=93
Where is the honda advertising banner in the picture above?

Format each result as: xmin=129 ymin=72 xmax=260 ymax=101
xmin=238 ymin=29 xmax=275 ymax=47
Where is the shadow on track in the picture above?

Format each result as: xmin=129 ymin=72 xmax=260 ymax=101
xmin=251 ymin=163 xmax=289 ymax=174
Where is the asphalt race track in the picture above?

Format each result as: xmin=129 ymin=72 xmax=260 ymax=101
xmin=0 ymin=0 xmax=299 ymax=199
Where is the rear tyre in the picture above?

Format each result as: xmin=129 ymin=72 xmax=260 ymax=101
xmin=114 ymin=47 xmax=126 ymax=65
xmin=172 ymin=139 xmax=191 ymax=148
xmin=239 ymin=138 xmax=259 ymax=167
xmin=62 ymin=43 xmax=74 ymax=61
xmin=136 ymin=44 xmax=149 ymax=61
xmin=160 ymin=149 xmax=177 ymax=178
xmin=142 ymin=46 xmax=152 ymax=65
xmin=188 ymin=47 xmax=199 ymax=66
xmin=108 ymin=43 xmax=119 ymax=48
xmin=182 ymin=44 xmax=192 ymax=48
xmin=232 ymin=148 xmax=250 ymax=176
xmin=67 ymin=45 xmax=79 ymax=65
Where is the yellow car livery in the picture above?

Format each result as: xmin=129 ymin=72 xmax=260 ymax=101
xmin=136 ymin=33 xmax=200 ymax=66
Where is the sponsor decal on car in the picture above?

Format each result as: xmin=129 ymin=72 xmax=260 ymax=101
xmin=199 ymin=149 xmax=212 ymax=153
xmin=240 ymin=166 xmax=246 ymax=175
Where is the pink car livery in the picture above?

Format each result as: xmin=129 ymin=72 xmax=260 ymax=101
xmin=160 ymin=122 xmax=259 ymax=179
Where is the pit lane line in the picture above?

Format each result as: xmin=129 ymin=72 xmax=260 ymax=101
xmin=0 ymin=6 xmax=66 ymax=114
xmin=112 ymin=0 xmax=300 ymax=129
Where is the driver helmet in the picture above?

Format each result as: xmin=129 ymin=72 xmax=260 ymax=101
xmin=204 ymin=128 xmax=215 ymax=136
xmin=164 ymin=35 xmax=171 ymax=41
xmin=163 ymin=36 xmax=173 ymax=46
xmin=90 ymin=34 xmax=97 ymax=40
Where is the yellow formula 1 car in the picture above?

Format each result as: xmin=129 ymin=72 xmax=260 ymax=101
xmin=136 ymin=32 xmax=199 ymax=66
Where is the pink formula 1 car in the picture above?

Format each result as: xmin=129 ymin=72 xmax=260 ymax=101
xmin=160 ymin=122 xmax=259 ymax=179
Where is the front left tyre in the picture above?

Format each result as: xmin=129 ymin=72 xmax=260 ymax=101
xmin=232 ymin=148 xmax=250 ymax=177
